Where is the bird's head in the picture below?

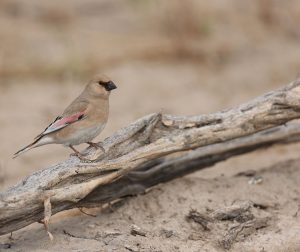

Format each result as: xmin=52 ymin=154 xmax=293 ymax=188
xmin=86 ymin=74 xmax=117 ymax=98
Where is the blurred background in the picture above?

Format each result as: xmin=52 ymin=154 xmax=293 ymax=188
xmin=1 ymin=0 xmax=300 ymax=190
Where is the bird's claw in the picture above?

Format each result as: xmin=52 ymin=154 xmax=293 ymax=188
xmin=69 ymin=152 xmax=92 ymax=162
xmin=87 ymin=142 xmax=105 ymax=153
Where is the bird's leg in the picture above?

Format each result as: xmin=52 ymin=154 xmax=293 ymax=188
xmin=87 ymin=142 xmax=105 ymax=153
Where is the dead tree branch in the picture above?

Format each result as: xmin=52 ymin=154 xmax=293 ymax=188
xmin=1 ymin=79 xmax=300 ymax=236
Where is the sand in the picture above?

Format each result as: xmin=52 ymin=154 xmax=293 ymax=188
xmin=1 ymin=1 xmax=300 ymax=251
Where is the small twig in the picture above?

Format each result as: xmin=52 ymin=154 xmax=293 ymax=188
xmin=63 ymin=229 xmax=102 ymax=243
xmin=43 ymin=197 xmax=53 ymax=241
xmin=186 ymin=209 xmax=213 ymax=231
xmin=78 ymin=207 xmax=97 ymax=217
xmin=211 ymin=201 xmax=253 ymax=222
xmin=63 ymin=230 xmax=87 ymax=240
xmin=220 ymin=217 xmax=269 ymax=250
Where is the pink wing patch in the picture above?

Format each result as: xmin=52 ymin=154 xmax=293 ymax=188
xmin=51 ymin=112 xmax=85 ymax=128
xmin=36 ymin=111 xmax=86 ymax=138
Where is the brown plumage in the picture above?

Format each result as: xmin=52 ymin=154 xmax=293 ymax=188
xmin=14 ymin=74 xmax=117 ymax=160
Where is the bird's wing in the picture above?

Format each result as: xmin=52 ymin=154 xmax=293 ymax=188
xmin=35 ymin=101 xmax=89 ymax=139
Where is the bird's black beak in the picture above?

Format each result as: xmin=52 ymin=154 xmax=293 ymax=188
xmin=105 ymin=81 xmax=117 ymax=91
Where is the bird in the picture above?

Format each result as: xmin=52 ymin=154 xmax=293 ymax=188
xmin=13 ymin=74 xmax=117 ymax=160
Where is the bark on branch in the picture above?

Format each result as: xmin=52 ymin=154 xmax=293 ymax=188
xmin=1 ymin=79 xmax=300 ymax=236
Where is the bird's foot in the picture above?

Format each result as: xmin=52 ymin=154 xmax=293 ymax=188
xmin=70 ymin=152 xmax=92 ymax=162
xmin=87 ymin=142 xmax=105 ymax=153
xmin=69 ymin=145 xmax=93 ymax=162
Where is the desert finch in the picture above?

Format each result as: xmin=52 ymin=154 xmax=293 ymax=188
xmin=14 ymin=74 xmax=117 ymax=160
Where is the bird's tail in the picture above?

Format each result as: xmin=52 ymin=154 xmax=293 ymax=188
xmin=13 ymin=136 xmax=51 ymax=159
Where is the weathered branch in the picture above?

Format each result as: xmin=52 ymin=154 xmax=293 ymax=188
xmin=1 ymin=79 xmax=300 ymax=236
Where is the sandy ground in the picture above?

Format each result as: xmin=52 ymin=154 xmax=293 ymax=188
xmin=1 ymin=0 xmax=300 ymax=251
